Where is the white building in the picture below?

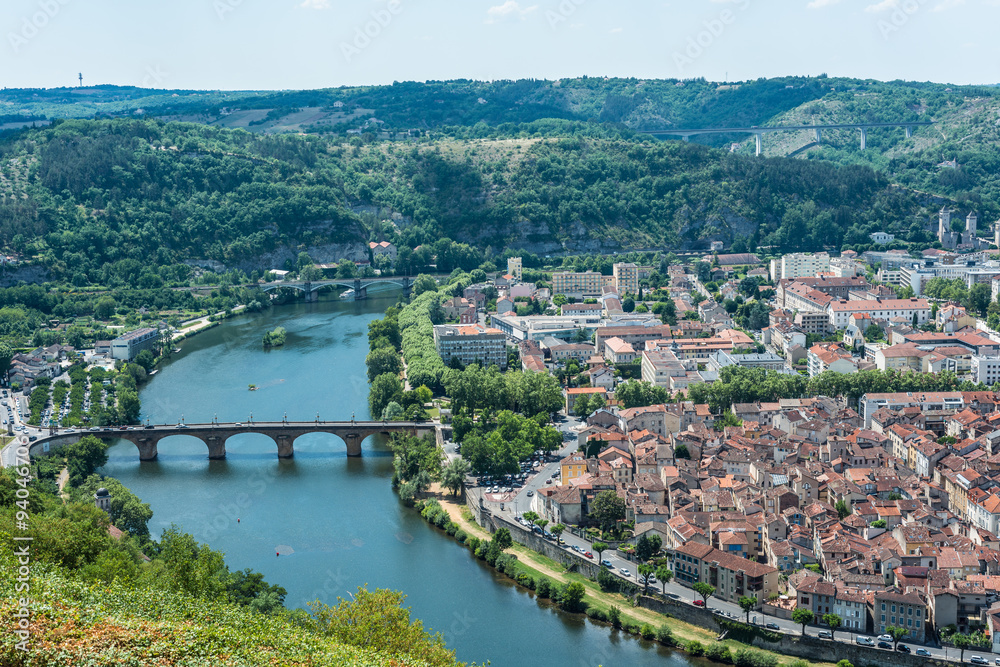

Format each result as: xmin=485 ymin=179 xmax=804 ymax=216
xmin=972 ymin=356 xmax=1000 ymax=386
xmin=827 ymin=298 xmax=930 ymax=330
xmin=111 ymin=328 xmax=160 ymax=361
xmin=870 ymin=232 xmax=895 ymax=244
xmin=769 ymin=253 xmax=831 ymax=282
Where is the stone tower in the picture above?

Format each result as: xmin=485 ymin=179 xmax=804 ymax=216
xmin=938 ymin=207 xmax=951 ymax=239
xmin=967 ymin=212 xmax=978 ymax=236
xmin=94 ymin=487 xmax=111 ymax=513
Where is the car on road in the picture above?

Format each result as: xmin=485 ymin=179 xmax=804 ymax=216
xmin=601 ymin=559 xmax=613 ymax=568
xmin=895 ymin=645 xmax=910 ymax=654
xmin=877 ymin=641 xmax=892 ymax=649
xmin=818 ymin=631 xmax=832 ymax=639
xmin=526 ymin=490 xmax=534 ymax=497
xmin=619 ymin=568 xmax=630 ymax=577
xmin=970 ymin=657 xmax=989 ymax=666
xmin=876 ymin=634 xmax=893 ymax=643
xmin=914 ymin=649 xmax=931 ymax=657
xmin=545 ymin=479 xmax=552 ymax=484
xmin=693 ymin=600 xmax=705 ymax=607
xmin=583 ymin=551 xmax=592 ymax=558
xmin=855 ymin=637 xmax=875 ymax=646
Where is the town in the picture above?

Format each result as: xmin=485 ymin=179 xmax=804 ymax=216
xmin=420 ymin=221 xmax=1000 ymax=661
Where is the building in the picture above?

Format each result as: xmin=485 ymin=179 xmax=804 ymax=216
xmin=552 ymin=271 xmax=607 ymax=296
xmin=604 ymin=337 xmax=637 ymax=364
xmin=938 ymin=208 xmax=986 ymax=250
xmin=560 ymin=303 xmax=603 ymax=317
xmin=870 ymin=232 xmax=895 ymax=244
xmin=770 ymin=253 xmax=831 ymax=282
xmin=565 ymin=387 xmax=608 ymax=415
xmin=369 ymin=241 xmax=397 ymax=261
xmin=859 ymin=391 xmax=966 ymax=428
xmin=972 ymin=356 xmax=1000 ymax=385
xmin=507 ymin=257 xmax=522 ymax=282
xmin=672 ymin=542 xmax=779 ymax=607
xmin=432 ymin=324 xmax=507 ymax=370
xmin=641 ymin=349 xmax=688 ymax=390
xmin=613 ymin=262 xmax=639 ymax=296
xmin=707 ymin=350 xmax=785 ymax=372
xmin=827 ymin=298 xmax=930 ymax=330
xmin=807 ymin=343 xmax=858 ymax=378
xmin=872 ymin=590 xmax=927 ymax=641
xmin=111 ymin=328 xmax=160 ymax=361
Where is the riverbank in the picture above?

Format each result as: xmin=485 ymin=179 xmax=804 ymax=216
xmin=420 ymin=485 xmax=838 ymax=667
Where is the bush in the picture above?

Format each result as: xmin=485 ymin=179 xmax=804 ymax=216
xmin=655 ymin=625 xmax=674 ymax=645
xmin=734 ymin=648 xmax=778 ymax=667
xmin=607 ymin=605 xmax=622 ymax=629
xmin=623 ymin=621 xmax=640 ymax=635
xmin=586 ymin=606 xmax=607 ymax=622
xmin=455 ymin=530 xmax=468 ymax=543
xmin=535 ymin=578 xmax=552 ymax=599
xmin=789 ymin=661 xmax=810 ymax=667
xmin=640 ymin=623 xmax=655 ymax=640
xmin=466 ymin=536 xmax=480 ymax=552
xmin=445 ymin=521 xmax=459 ymax=536
xmin=515 ymin=572 xmax=535 ymax=590
xmin=705 ymin=642 xmax=733 ymax=664
xmin=687 ymin=640 xmax=705 ymax=656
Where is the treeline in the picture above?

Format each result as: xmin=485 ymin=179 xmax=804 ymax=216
xmin=442 ymin=363 xmax=563 ymax=418
xmin=453 ymin=410 xmax=562 ymax=477
xmin=685 ymin=366 xmax=989 ymax=413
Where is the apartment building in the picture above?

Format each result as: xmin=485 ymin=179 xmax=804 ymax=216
xmin=432 ymin=324 xmax=508 ymax=370
xmin=827 ymin=298 xmax=931 ymax=330
xmin=613 ymin=262 xmax=639 ymax=296
xmin=770 ymin=253 xmax=831 ymax=281
xmin=552 ymin=271 xmax=606 ymax=296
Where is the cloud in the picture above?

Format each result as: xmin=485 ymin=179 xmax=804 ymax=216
xmin=299 ymin=0 xmax=330 ymax=8
xmin=806 ymin=0 xmax=841 ymax=8
xmin=486 ymin=1 xmax=538 ymax=23
xmin=864 ymin=0 xmax=898 ymax=11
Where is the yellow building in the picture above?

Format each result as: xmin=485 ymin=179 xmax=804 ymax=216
xmin=613 ymin=262 xmax=639 ymax=296
xmin=507 ymin=257 xmax=522 ymax=282
xmin=560 ymin=453 xmax=588 ymax=486
xmin=553 ymin=271 xmax=604 ymax=296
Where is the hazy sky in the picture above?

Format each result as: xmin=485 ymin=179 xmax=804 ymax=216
xmin=0 ymin=0 xmax=995 ymax=90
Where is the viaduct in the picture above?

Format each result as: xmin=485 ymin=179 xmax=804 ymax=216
xmin=27 ymin=420 xmax=437 ymax=461
xmin=640 ymin=121 xmax=935 ymax=155
xmin=259 ymin=276 xmax=413 ymax=301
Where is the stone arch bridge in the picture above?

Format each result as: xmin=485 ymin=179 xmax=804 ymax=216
xmin=28 ymin=421 xmax=437 ymax=461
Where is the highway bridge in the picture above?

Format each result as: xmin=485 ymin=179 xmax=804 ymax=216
xmin=640 ymin=121 xmax=935 ymax=155
xmin=27 ymin=420 xmax=437 ymax=460
xmin=259 ymin=276 xmax=413 ymax=301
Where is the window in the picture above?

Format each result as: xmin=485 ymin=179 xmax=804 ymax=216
xmin=908 ymin=607 xmax=912 ymax=615
xmin=881 ymin=603 xmax=886 ymax=611
xmin=881 ymin=614 xmax=885 ymax=623
xmin=891 ymin=605 xmax=896 ymax=613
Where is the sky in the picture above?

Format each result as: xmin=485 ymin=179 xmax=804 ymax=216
xmin=0 ymin=0 xmax=996 ymax=91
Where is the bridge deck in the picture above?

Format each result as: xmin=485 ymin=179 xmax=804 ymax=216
xmin=642 ymin=121 xmax=934 ymax=136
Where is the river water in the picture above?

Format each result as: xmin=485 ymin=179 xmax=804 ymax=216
xmin=98 ymin=294 xmax=696 ymax=667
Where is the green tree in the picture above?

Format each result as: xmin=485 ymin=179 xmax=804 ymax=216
xmin=739 ymin=595 xmax=758 ymax=624
xmin=439 ymin=458 xmax=470 ymax=496
xmin=639 ymin=563 xmax=655 ymax=594
xmin=559 ymin=581 xmax=586 ymax=612
xmin=309 ymin=587 xmax=458 ymax=667
xmin=693 ymin=582 xmax=716 ymax=606
xmin=116 ymin=388 xmax=141 ymax=425
xmin=886 ymin=625 xmax=907 ymax=649
xmin=655 ymin=566 xmax=673 ymax=594
xmin=823 ymin=613 xmax=842 ymax=641
xmin=592 ymin=541 xmax=608 ymax=563
xmin=413 ymin=274 xmax=438 ymax=296
xmin=550 ymin=523 xmax=565 ymax=540
xmin=369 ymin=373 xmax=403 ymax=420
xmin=382 ymin=401 xmax=404 ymax=420
xmin=522 ymin=510 xmax=540 ymax=528
xmin=589 ymin=490 xmax=626 ymax=532
xmin=835 ymin=499 xmax=851 ymax=520
xmin=0 ymin=341 xmax=14 ymax=382
xmin=635 ymin=534 xmax=662 ymax=562
xmin=94 ymin=296 xmax=117 ymax=320
xmin=366 ymin=347 xmax=402 ymax=383
xmin=134 ymin=349 xmax=156 ymax=373
xmin=792 ymin=607 xmax=815 ymax=635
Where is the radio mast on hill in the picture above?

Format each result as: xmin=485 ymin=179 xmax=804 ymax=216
xmin=78 ymin=73 xmax=83 ymax=87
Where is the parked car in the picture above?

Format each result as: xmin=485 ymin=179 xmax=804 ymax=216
xmin=619 ymin=568 xmax=630 ymax=577
xmin=765 ymin=623 xmax=780 ymax=630
xmin=877 ymin=634 xmax=893 ymax=643
xmin=601 ymin=559 xmax=613 ymax=568
xmin=526 ymin=490 xmax=534 ymax=497
xmin=693 ymin=600 xmax=705 ymax=607
xmin=914 ymin=649 xmax=931 ymax=657
xmin=855 ymin=636 xmax=875 ymax=646
xmin=877 ymin=641 xmax=892 ymax=649
xmin=970 ymin=657 xmax=989 ymax=666
xmin=583 ymin=551 xmax=592 ymax=559
xmin=895 ymin=645 xmax=910 ymax=654
xmin=818 ymin=631 xmax=832 ymax=639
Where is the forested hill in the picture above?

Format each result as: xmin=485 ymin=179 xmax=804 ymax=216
xmin=0 ymin=118 xmax=946 ymax=278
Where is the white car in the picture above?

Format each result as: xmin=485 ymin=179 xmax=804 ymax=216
xmin=876 ymin=634 xmax=893 ymax=643
xmin=619 ymin=568 xmax=631 ymax=577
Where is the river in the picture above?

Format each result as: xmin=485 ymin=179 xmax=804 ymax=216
xmin=97 ymin=293 xmax=695 ymax=667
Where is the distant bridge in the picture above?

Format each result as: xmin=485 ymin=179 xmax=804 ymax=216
xmin=260 ymin=276 xmax=413 ymax=301
xmin=640 ymin=121 xmax=935 ymax=155
xmin=27 ymin=421 xmax=437 ymax=460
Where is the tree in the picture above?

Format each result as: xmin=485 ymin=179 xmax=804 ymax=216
xmin=413 ymin=274 xmax=438 ymax=296
xmin=536 ymin=519 xmax=549 ymax=533
xmin=655 ymin=566 xmax=673 ymax=595
xmin=592 ymin=541 xmax=608 ymax=563
xmin=440 ymin=459 xmax=470 ymax=496
xmin=739 ymin=596 xmax=758 ymax=624
xmin=382 ymin=401 xmax=404 ymax=420
xmin=116 ymin=388 xmax=141 ymax=425
xmin=95 ymin=296 xmax=117 ymax=320
xmin=0 ymin=341 xmax=13 ymax=382
xmin=822 ymin=613 xmax=842 ymax=641
xmin=792 ymin=607 xmax=815 ymax=636
xmin=369 ymin=373 xmax=403 ymax=421
xmin=871 ymin=519 xmax=886 ymax=528
xmin=635 ymin=534 xmax=662 ymax=562
xmin=674 ymin=444 xmax=690 ymax=459
xmin=693 ymin=582 xmax=716 ymax=606
xmin=639 ymin=563 xmax=655 ymax=594
xmin=622 ymin=297 xmax=635 ymax=313
xmin=864 ymin=323 xmax=884 ymax=341
xmin=366 ymin=347 xmax=402 ymax=382
xmin=835 ymin=499 xmax=851 ymax=520
xmin=63 ymin=436 xmax=109 ymax=484
xmin=134 ymin=349 xmax=156 ymax=373
xmin=522 ymin=511 xmax=539 ymax=529
xmin=589 ymin=490 xmax=626 ymax=532
xmin=559 ymin=581 xmax=586 ymax=612
xmin=885 ymin=625 xmax=907 ymax=649
xmin=492 ymin=527 xmax=513 ymax=552
xmin=550 ymin=523 xmax=565 ymax=540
